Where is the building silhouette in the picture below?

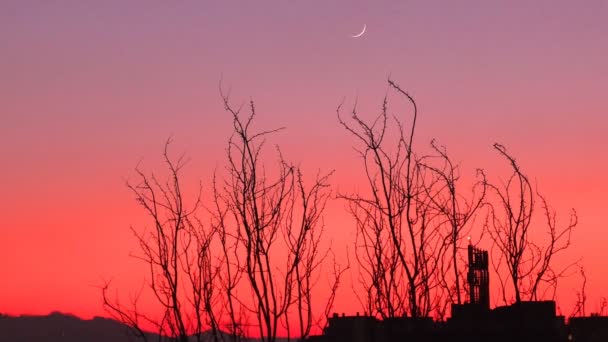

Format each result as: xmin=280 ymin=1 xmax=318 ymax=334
xmin=307 ymin=243 xmax=607 ymax=342
xmin=568 ymin=315 xmax=608 ymax=342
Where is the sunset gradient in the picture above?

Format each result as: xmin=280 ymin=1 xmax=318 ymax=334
xmin=1 ymin=0 xmax=607 ymax=328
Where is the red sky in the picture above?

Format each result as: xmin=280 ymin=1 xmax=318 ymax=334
xmin=1 ymin=0 xmax=607 ymax=327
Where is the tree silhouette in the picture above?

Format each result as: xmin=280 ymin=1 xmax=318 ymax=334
xmin=571 ymin=265 xmax=587 ymax=318
xmin=486 ymin=143 xmax=577 ymax=304
xmin=419 ymin=139 xmax=487 ymax=306
xmin=102 ymin=139 xmax=220 ymax=342
xmin=337 ymin=79 xmax=447 ymax=318
xmin=103 ymin=89 xmax=343 ymax=341
xmin=101 ymin=79 xmax=586 ymax=342
xmin=212 ymin=88 xmax=341 ymax=341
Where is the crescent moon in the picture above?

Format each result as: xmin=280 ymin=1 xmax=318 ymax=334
xmin=351 ymin=24 xmax=366 ymax=38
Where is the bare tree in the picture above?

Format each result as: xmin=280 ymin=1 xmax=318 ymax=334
xmin=338 ymin=79 xmax=446 ymax=318
xmin=212 ymin=89 xmax=341 ymax=342
xmin=101 ymin=281 xmax=156 ymax=342
xmin=317 ymin=252 xmax=349 ymax=331
xmin=210 ymin=175 xmax=246 ymax=342
xmin=570 ymin=265 xmax=587 ymax=318
xmin=486 ymin=143 xmax=577 ymax=304
xmin=102 ymin=140 xmax=220 ymax=342
xmin=419 ymin=139 xmax=488 ymax=306
xmin=597 ymin=297 xmax=607 ymax=316
xmin=104 ymin=85 xmax=344 ymax=342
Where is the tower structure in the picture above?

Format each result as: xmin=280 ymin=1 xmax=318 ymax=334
xmin=467 ymin=244 xmax=489 ymax=309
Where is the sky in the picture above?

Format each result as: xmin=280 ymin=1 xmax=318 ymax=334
xmin=1 ymin=0 xmax=607 ymax=326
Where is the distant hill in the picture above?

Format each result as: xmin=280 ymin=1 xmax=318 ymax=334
xmin=0 ymin=311 xmax=155 ymax=341
xmin=0 ymin=312 xmax=294 ymax=342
